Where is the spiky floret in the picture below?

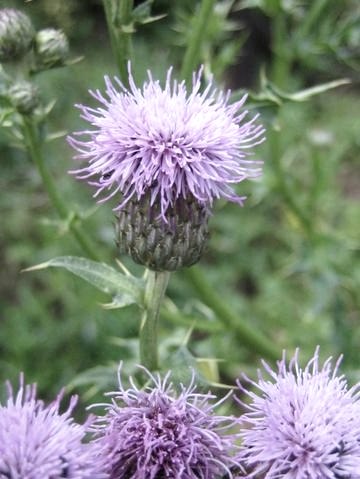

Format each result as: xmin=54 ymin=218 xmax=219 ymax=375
xmin=236 ymin=348 xmax=360 ymax=478
xmin=68 ymin=66 xmax=265 ymax=222
xmin=90 ymin=366 xmax=242 ymax=479
xmin=0 ymin=376 xmax=107 ymax=479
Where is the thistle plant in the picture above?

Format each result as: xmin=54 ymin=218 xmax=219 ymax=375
xmin=1 ymin=2 xmax=358 ymax=478
xmin=66 ymin=63 xmax=265 ymax=368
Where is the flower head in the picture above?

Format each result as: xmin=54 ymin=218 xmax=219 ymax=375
xmin=236 ymin=348 xmax=360 ymax=478
xmin=91 ymin=367 xmax=242 ymax=479
xmin=34 ymin=28 xmax=69 ymax=70
xmin=8 ymin=80 xmax=40 ymax=115
xmin=0 ymin=8 xmax=34 ymax=62
xmin=68 ymin=66 xmax=265 ymax=221
xmin=0 ymin=375 xmax=106 ymax=479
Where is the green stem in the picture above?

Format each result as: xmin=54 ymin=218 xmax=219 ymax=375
xmin=183 ymin=266 xmax=279 ymax=361
xmin=103 ymin=0 xmax=134 ymax=85
xmin=140 ymin=270 xmax=170 ymax=371
xmin=180 ymin=0 xmax=216 ymax=85
xmin=21 ymin=117 xmax=101 ymax=261
xmin=271 ymin=9 xmax=291 ymax=88
xmin=268 ymin=128 xmax=312 ymax=235
xmin=296 ymin=0 xmax=330 ymax=39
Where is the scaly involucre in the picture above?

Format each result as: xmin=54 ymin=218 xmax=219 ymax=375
xmin=91 ymin=367 xmax=242 ymax=479
xmin=68 ymin=67 xmax=265 ymax=221
xmin=0 ymin=376 xmax=107 ymax=479
xmin=236 ymin=348 xmax=360 ymax=478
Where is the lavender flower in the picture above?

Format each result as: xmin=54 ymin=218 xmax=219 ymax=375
xmin=90 ymin=367 xmax=242 ymax=479
xmin=0 ymin=376 xmax=106 ymax=478
xmin=236 ymin=348 xmax=360 ymax=478
xmin=68 ymin=67 xmax=264 ymax=220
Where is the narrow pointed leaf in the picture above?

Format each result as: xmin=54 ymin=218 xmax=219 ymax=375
xmin=272 ymin=78 xmax=351 ymax=102
xmin=24 ymin=256 xmax=144 ymax=308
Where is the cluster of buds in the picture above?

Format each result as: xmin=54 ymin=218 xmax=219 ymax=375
xmin=0 ymin=8 xmax=69 ymax=116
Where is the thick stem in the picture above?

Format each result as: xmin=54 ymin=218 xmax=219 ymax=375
xmin=183 ymin=266 xmax=279 ymax=361
xmin=21 ymin=117 xmax=101 ymax=261
xmin=140 ymin=270 xmax=170 ymax=371
xmin=102 ymin=0 xmax=134 ymax=86
xmin=180 ymin=0 xmax=216 ymax=85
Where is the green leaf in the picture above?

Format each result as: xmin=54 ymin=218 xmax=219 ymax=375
xmin=246 ymin=74 xmax=351 ymax=109
xmin=132 ymin=0 xmax=153 ymax=21
xmin=271 ymin=78 xmax=351 ymax=102
xmin=24 ymin=256 xmax=145 ymax=308
xmin=120 ymin=23 xmax=136 ymax=33
xmin=140 ymin=14 xmax=167 ymax=25
xmin=45 ymin=130 xmax=67 ymax=142
xmin=67 ymin=363 xmax=119 ymax=400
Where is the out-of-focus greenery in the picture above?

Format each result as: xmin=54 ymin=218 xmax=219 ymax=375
xmin=0 ymin=0 xmax=359 ymax=400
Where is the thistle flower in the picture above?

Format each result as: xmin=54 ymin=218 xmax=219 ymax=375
xmin=0 ymin=376 xmax=107 ymax=478
xmin=90 ymin=367 xmax=242 ymax=479
xmin=68 ymin=67 xmax=264 ymax=271
xmin=236 ymin=348 xmax=360 ymax=478
xmin=69 ymin=67 xmax=264 ymax=218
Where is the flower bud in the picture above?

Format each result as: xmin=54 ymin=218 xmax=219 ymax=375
xmin=34 ymin=28 xmax=69 ymax=70
xmin=8 ymin=81 xmax=40 ymax=115
xmin=0 ymin=8 xmax=34 ymax=62
xmin=116 ymin=195 xmax=209 ymax=272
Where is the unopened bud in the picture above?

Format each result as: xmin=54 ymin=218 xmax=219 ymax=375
xmin=8 ymin=81 xmax=39 ymax=115
xmin=34 ymin=28 xmax=69 ymax=70
xmin=116 ymin=195 xmax=209 ymax=272
xmin=0 ymin=8 xmax=34 ymax=62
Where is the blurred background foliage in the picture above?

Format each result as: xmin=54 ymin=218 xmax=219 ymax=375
xmin=0 ymin=0 xmax=359 ymax=401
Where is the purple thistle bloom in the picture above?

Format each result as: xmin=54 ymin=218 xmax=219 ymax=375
xmin=68 ymin=66 xmax=265 ymax=221
xmin=0 ymin=376 xmax=107 ymax=479
xmin=90 ymin=367 xmax=242 ymax=479
xmin=236 ymin=348 xmax=360 ymax=479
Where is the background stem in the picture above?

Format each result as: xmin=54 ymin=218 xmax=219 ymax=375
xmin=180 ymin=0 xmax=216 ymax=85
xmin=21 ymin=117 xmax=101 ymax=261
xmin=102 ymin=0 xmax=134 ymax=86
xmin=271 ymin=10 xmax=291 ymax=88
xmin=140 ymin=270 xmax=170 ymax=370
xmin=268 ymin=127 xmax=312 ymax=236
xmin=183 ymin=266 xmax=279 ymax=361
